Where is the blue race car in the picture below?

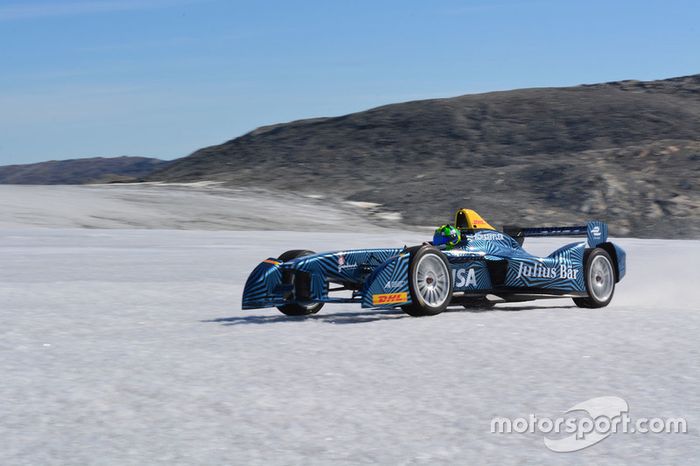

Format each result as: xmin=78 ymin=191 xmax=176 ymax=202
xmin=242 ymin=209 xmax=626 ymax=317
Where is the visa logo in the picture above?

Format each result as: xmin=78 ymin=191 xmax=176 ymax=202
xmin=452 ymin=267 xmax=477 ymax=288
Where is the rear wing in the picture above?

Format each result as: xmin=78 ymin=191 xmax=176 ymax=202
xmin=503 ymin=221 xmax=608 ymax=247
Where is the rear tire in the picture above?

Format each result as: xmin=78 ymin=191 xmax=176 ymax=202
xmin=276 ymin=250 xmax=324 ymax=316
xmin=401 ymin=245 xmax=453 ymax=317
xmin=573 ymin=248 xmax=615 ymax=309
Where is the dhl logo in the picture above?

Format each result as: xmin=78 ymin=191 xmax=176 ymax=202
xmin=372 ymin=292 xmax=408 ymax=305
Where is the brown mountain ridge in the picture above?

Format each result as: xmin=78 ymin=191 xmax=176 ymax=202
xmin=147 ymin=74 xmax=700 ymax=238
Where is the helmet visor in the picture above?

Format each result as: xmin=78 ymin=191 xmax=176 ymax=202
xmin=433 ymin=233 xmax=450 ymax=246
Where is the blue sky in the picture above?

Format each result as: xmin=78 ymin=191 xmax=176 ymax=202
xmin=1 ymin=0 xmax=698 ymax=165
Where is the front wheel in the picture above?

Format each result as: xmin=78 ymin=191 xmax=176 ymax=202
xmin=276 ymin=249 xmax=324 ymax=316
xmin=573 ymin=248 xmax=615 ymax=308
xmin=401 ymin=245 xmax=453 ymax=317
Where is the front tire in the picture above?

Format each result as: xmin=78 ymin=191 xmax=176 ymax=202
xmin=401 ymin=245 xmax=453 ymax=317
xmin=573 ymin=248 xmax=615 ymax=308
xmin=276 ymin=249 xmax=324 ymax=316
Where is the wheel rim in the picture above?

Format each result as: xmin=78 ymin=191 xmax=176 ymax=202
xmin=414 ymin=254 xmax=450 ymax=307
xmin=589 ymin=255 xmax=614 ymax=302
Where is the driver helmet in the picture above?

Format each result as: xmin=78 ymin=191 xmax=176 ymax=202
xmin=433 ymin=224 xmax=461 ymax=249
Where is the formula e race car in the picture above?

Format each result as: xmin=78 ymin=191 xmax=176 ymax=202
xmin=242 ymin=209 xmax=626 ymax=317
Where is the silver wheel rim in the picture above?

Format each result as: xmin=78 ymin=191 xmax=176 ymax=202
xmin=414 ymin=254 xmax=450 ymax=307
xmin=589 ymin=255 xmax=614 ymax=302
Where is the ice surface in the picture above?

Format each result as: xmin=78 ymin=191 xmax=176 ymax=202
xmin=0 ymin=184 xmax=389 ymax=231
xmin=1 ymin=186 xmax=699 ymax=465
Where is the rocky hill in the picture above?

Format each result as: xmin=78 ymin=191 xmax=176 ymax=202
xmin=0 ymin=156 xmax=169 ymax=184
xmin=147 ymin=75 xmax=700 ymax=238
xmin=2 ymin=75 xmax=698 ymax=237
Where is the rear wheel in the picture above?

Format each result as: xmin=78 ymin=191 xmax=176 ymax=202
xmin=573 ymin=248 xmax=615 ymax=308
xmin=276 ymin=250 xmax=324 ymax=316
xmin=401 ymin=246 xmax=453 ymax=317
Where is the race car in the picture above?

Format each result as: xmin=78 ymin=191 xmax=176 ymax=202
xmin=242 ymin=209 xmax=626 ymax=317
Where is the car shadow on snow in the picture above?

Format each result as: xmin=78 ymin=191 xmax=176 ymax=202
xmin=203 ymin=308 xmax=409 ymax=325
xmin=204 ymin=304 xmax=577 ymax=326
xmin=453 ymin=304 xmax=578 ymax=313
